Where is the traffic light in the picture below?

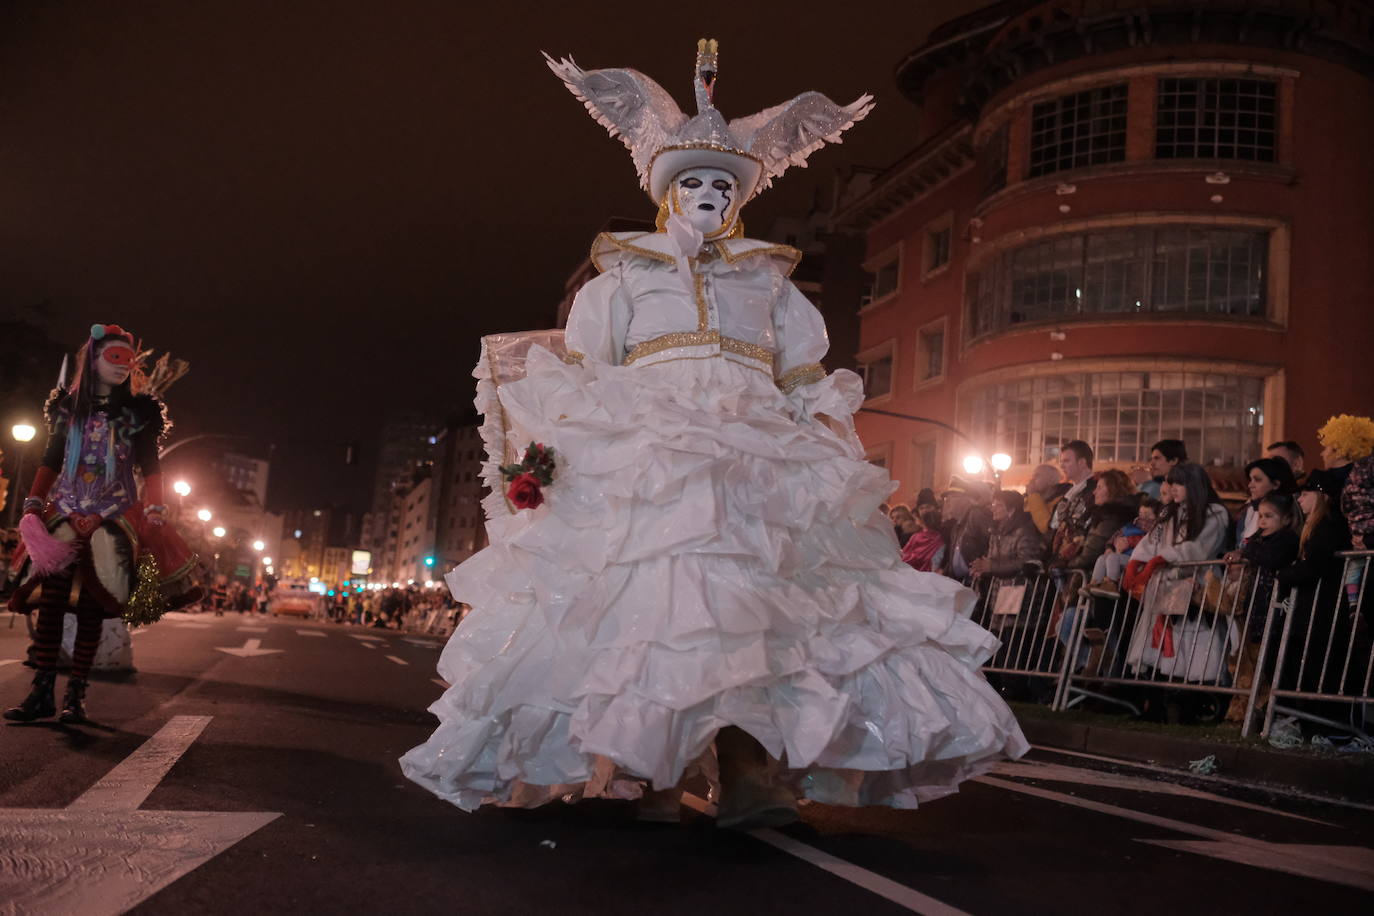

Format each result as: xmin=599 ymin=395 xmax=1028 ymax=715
xmin=423 ymin=555 xmax=436 ymax=568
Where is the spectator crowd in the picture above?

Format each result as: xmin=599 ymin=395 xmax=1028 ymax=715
xmin=882 ymin=414 xmax=1374 ymax=741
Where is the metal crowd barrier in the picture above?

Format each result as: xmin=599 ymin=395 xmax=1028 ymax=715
xmin=1262 ymin=550 xmax=1373 ymax=743
xmin=1057 ymin=559 xmax=1281 ymax=737
xmin=967 ymin=570 xmax=1086 ymax=707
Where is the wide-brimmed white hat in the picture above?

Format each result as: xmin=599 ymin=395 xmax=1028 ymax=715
xmin=545 ymin=39 xmax=872 ymax=205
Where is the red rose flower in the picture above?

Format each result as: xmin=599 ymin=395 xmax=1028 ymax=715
xmin=507 ymin=472 xmax=544 ymax=510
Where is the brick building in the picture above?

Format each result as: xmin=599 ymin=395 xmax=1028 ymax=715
xmin=838 ymin=0 xmax=1374 ymax=498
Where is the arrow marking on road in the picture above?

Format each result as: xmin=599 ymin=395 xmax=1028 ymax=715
xmin=214 ymin=638 xmax=283 ymax=658
xmin=402 ymin=638 xmax=442 ymax=649
xmin=0 ymin=716 xmax=282 ymax=916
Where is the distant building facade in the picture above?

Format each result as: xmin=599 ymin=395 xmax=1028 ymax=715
xmin=838 ymin=0 xmax=1374 ymax=498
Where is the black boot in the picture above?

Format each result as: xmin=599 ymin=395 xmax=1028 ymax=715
xmin=4 ymin=669 xmax=57 ymax=721
xmin=58 ymin=676 xmax=89 ymax=724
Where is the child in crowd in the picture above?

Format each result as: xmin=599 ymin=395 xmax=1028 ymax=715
xmin=1086 ymin=498 xmax=1162 ymax=596
xmin=901 ymin=507 xmax=947 ymax=573
xmin=1223 ymin=491 xmax=1302 ymax=722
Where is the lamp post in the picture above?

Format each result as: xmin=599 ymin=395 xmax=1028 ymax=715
xmin=7 ymin=423 xmax=38 ymax=528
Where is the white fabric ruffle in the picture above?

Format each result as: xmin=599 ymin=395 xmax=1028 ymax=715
xmin=400 ymin=347 xmax=1027 ymax=811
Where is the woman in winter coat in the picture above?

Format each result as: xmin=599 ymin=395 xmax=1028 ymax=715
xmin=1123 ymin=462 xmax=1232 ymax=678
xmin=1234 ymin=457 xmax=1297 ymax=548
xmin=1057 ymin=469 xmax=1139 ymax=579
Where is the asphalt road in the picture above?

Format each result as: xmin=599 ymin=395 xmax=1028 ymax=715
xmin=2 ymin=609 xmax=1372 ymax=915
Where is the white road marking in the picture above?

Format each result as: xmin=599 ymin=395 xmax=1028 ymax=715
xmin=174 ymin=623 xmax=211 ymax=629
xmin=384 ymin=655 xmax=409 ymax=666
xmin=295 ymin=629 xmax=327 ymax=638
xmin=402 ymin=638 xmax=442 ymax=649
xmin=431 ymin=679 xmax=450 ymax=689
xmin=213 ymin=638 xmax=283 ymax=658
xmin=361 ymin=642 xmax=377 ymax=650
xmin=348 ymin=633 xmax=384 ymax=642
xmin=995 ymin=759 xmax=1334 ymax=826
xmin=0 ymin=659 xmax=20 ymax=668
xmin=680 ymin=793 xmax=970 ymax=916
xmin=0 ymin=715 xmax=281 ymax=915
xmin=1032 ymin=743 xmax=1374 ymax=814
xmin=976 ymin=776 xmax=1374 ymax=892
xmin=69 ymin=716 xmax=212 ymax=811
xmin=236 ymin=626 xmax=268 ymax=633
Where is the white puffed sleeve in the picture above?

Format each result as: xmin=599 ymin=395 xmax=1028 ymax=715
xmin=773 ymin=281 xmax=865 ymax=437
xmin=564 ymin=266 xmax=633 ymax=366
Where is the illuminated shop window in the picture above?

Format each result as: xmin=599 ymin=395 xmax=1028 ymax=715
xmin=1156 ymin=78 xmax=1277 ymax=162
xmin=966 ymin=225 xmax=1268 ymax=339
xmin=964 ymin=369 xmax=1265 ymax=468
xmin=1027 ymin=84 xmax=1128 ymax=178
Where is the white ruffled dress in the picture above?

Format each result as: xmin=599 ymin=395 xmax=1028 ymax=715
xmin=400 ymin=232 xmax=1027 ymax=811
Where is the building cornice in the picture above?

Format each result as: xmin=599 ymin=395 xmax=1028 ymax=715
xmin=833 ymin=125 xmax=976 ymax=231
xmin=960 ymin=0 xmax=1374 ymax=115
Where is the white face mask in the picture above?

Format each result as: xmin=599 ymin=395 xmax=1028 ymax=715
xmin=671 ymin=167 xmax=739 ymax=237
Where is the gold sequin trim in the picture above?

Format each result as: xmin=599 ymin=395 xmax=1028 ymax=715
xmin=713 ymin=242 xmax=803 ymax=278
xmin=777 ymin=363 xmax=826 ymax=394
xmin=590 ymin=232 xmax=676 ymax=273
xmin=694 ymin=271 xmax=708 ymax=331
xmin=630 ymin=352 xmax=773 ymax=377
xmin=721 ymin=337 xmax=774 ymax=365
xmin=623 ymin=332 xmax=776 ymax=371
xmin=563 ymin=351 xmax=585 ymax=366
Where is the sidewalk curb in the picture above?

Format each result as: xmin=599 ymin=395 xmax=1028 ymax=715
xmin=1019 ymin=716 xmax=1374 ymax=805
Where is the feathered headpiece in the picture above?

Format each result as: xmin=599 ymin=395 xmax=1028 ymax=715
xmin=544 ymin=39 xmax=873 ymax=205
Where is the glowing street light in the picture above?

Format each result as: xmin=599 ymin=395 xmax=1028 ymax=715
xmin=962 ymin=454 xmax=986 ymax=476
xmin=990 ymin=453 xmax=1013 ymax=473
xmin=197 ymin=509 xmax=213 ymax=522
xmin=251 ymin=539 xmax=265 ymax=552
xmin=11 ymin=423 xmax=37 ymax=443
xmin=212 ymin=526 xmax=226 ymax=538
xmin=261 ymin=556 xmax=273 ymax=565
xmin=172 ymin=480 xmax=192 ymax=497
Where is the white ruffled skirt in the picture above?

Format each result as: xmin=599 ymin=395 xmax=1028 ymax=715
xmin=400 ymin=347 xmax=1027 ymax=811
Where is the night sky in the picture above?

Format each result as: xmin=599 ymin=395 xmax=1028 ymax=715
xmin=0 ymin=0 xmax=974 ymax=511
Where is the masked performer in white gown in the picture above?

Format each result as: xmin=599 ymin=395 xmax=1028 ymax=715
xmin=401 ymin=40 xmax=1027 ymax=828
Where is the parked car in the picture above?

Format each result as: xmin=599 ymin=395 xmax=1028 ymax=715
xmin=268 ymin=579 xmax=319 ymax=618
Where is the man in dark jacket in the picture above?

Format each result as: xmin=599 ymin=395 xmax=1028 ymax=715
xmin=972 ymin=490 xmax=1046 ymax=579
xmin=939 ymin=477 xmax=993 ymax=580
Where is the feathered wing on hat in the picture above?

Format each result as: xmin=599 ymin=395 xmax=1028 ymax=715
xmin=542 ymin=53 xmax=688 ymax=193
xmin=544 ymin=42 xmax=873 ymax=201
xmin=730 ymin=91 xmax=874 ymax=194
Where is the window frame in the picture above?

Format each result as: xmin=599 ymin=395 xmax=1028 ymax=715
xmin=914 ymin=318 xmax=948 ymax=389
xmin=856 ymin=338 xmax=897 ymax=404
xmin=859 ymin=245 xmax=902 ymax=313
xmin=1155 ymin=76 xmax=1278 ymax=163
xmin=1026 ymin=83 xmax=1129 ymax=179
xmin=962 ymin=215 xmax=1288 ymax=345
xmin=921 ymin=212 xmax=954 ymax=281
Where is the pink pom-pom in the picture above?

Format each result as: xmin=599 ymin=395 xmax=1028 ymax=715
xmin=19 ymin=513 xmax=76 ymax=576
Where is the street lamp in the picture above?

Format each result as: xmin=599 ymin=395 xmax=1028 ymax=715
xmin=251 ymin=539 xmax=265 ymax=552
xmin=261 ymin=556 xmax=272 ymax=566
xmin=197 ymin=509 xmax=213 ymax=522
xmin=962 ymin=454 xmax=986 ymax=476
xmin=172 ymin=480 xmax=191 ymax=497
xmin=212 ymin=526 xmax=226 ymax=538
xmin=7 ymin=423 xmax=38 ymax=528
xmin=990 ymin=453 xmax=1012 ymax=473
